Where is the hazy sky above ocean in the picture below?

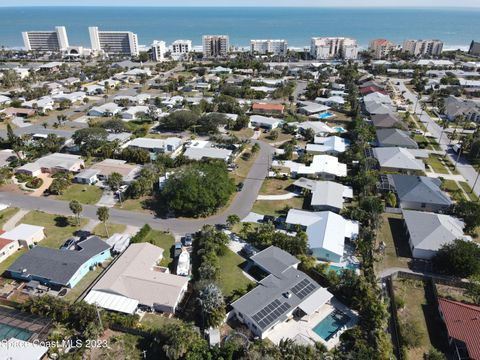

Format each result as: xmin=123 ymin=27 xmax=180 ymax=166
xmin=3 ymin=0 xmax=480 ymax=6
xmin=1 ymin=7 xmax=479 ymax=49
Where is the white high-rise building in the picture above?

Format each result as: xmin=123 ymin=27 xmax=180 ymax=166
xmin=368 ymin=39 xmax=396 ymax=59
xmin=202 ymin=35 xmax=230 ymax=58
xmin=310 ymin=37 xmax=358 ymax=60
xmin=171 ymin=40 xmax=192 ymax=58
xmin=151 ymin=41 xmax=167 ymax=62
xmin=402 ymin=40 xmax=444 ymax=57
xmin=89 ymin=27 xmax=139 ymax=56
xmin=22 ymin=26 xmax=69 ymax=52
xmin=250 ymin=40 xmax=288 ymax=56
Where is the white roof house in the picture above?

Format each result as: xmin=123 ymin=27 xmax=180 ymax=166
xmin=363 ymin=92 xmax=392 ymax=105
xmin=307 ymin=136 xmax=350 ymax=154
xmin=0 ymin=95 xmax=11 ymax=105
xmin=17 ymin=153 xmax=84 ymax=175
xmin=86 ymin=243 xmax=189 ymax=314
xmin=184 ymin=147 xmax=232 ymax=162
xmin=121 ymin=105 xmax=150 ymax=120
xmin=88 ymin=102 xmax=121 ymax=117
xmin=127 ymin=137 xmax=182 ymax=154
xmin=249 ymin=115 xmax=283 ymax=130
xmin=53 ymin=91 xmax=86 ymax=103
xmin=286 ymin=209 xmax=359 ymax=262
xmin=292 ymin=121 xmax=336 ymax=136
xmin=1 ymin=224 xmax=45 ymax=248
xmin=298 ymin=102 xmax=331 ymax=115
xmin=273 ymin=155 xmax=347 ymax=179
xmin=0 ymin=338 xmax=48 ymax=360
xmin=316 ymin=96 xmax=345 ymax=106
xmin=403 ymin=210 xmax=471 ymax=259
xmin=293 ymin=178 xmax=353 ymax=212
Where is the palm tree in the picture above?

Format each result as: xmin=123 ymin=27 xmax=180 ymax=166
xmin=69 ymin=200 xmax=82 ymax=225
xmin=197 ymin=283 xmax=226 ymax=329
xmin=107 ymin=172 xmax=124 ymax=207
xmin=96 ymin=207 xmax=110 ymax=237
xmin=226 ymin=214 xmax=240 ymax=229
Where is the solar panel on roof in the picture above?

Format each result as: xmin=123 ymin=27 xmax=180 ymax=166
xmin=291 ymin=279 xmax=316 ymax=300
xmin=252 ymin=299 xmax=291 ymax=330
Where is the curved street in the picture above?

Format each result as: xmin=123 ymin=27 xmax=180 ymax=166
xmin=0 ymin=140 xmax=274 ymax=235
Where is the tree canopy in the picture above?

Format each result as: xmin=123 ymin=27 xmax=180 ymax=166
xmin=433 ymin=239 xmax=480 ymax=278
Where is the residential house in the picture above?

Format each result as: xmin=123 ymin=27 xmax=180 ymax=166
xmin=85 ymin=243 xmax=189 ymax=314
xmin=273 ymin=155 xmax=347 ymax=180
xmin=74 ymin=169 xmax=99 ymax=185
xmin=88 ymin=103 xmax=121 ymax=117
xmin=389 ymin=174 xmax=452 ymax=212
xmin=306 ymin=136 xmax=350 ymax=155
xmin=297 ymin=101 xmax=331 ymax=116
xmin=403 ymin=210 xmax=470 ymax=259
xmin=127 ymin=137 xmax=182 ymax=154
xmin=376 ymin=128 xmax=418 ymax=149
xmin=0 ymin=238 xmax=19 ymax=264
xmin=2 ymin=107 xmax=36 ymax=118
xmin=444 ymin=95 xmax=480 ymax=122
xmin=292 ymin=121 xmax=335 ymax=136
xmin=121 ymin=106 xmax=150 ymax=121
xmin=0 ymin=339 xmax=48 ymax=360
xmin=90 ymin=159 xmax=140 ymax=183
xmin=293 ymin=178 xmax=353 ymax=212
xmin=249 ymin=115 xmax=283 ymax=130
xmin=315 ymin=96 xmax=345 ymax=109
xmin=373 ymin=147 xmax=427 ymax=173
xmin=0 ymin=149 xmax=17 ymax=167
xmin=252 ymin=103 xmax=284 ymax=115
xmin=371 ymin=113 xmax=407 ymax=129
xmin=1 ymin=224 xmax=45 ymax=248
xmin=286 ymin=209 xmax=359 ymax=262
xmin=7 ymin=236 xmax=111 ymax=289
xmin=184 ymin=147 xmax=233 ymax=162
xmin=16 ymin=153 xmax=84 ymax=176
xmin=438 ymin=298 xmax=480 ymax=360
xmin=231 ymin=246 xmax=333 ymax=339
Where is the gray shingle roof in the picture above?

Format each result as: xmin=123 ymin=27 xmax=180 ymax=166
xmin=390 ymin=174 xmax=452 ymax=207
xmin=376 ymin=128 xmax=418 ymax=149
xmin=8 ymin=237 xmax=110 ymax=286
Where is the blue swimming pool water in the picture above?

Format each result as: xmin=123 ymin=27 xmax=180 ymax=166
xmin=328 ymin=263 xmax=359 ymax=274
xmin=0 ymin=323 xmax=32 ymax=341
xmin=313 ymin=310 xmax=351 ymax=341
xmin=334 ymin=127 xmax=346 ymax=133
xmin=318 ymin=113 xmax=334 ymax=119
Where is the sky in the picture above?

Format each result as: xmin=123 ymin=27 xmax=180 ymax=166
xmin=2 ymin=0 xmax=480 ymax=7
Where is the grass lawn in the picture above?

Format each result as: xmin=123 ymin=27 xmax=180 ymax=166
xmin=259 ymin=131 xmax=292 ymax=144
xmin=217 ymin=249 xmax=254 ymax=297
xmin=424 ymin=154 xmax=449 ymax=174
xmin=63 ymin=261 xmax=109 ymax=303
xmin=259 ymin=178 xmax=295 ymax=195
xmin=229 ymin=128 xmax=254 ymax=139
xmin=17 ymin=211 xmax=88 ymax=249
xmin=232 ymin=146 xmax=259 ymax=182
xmin=393 ymin=279 xmax=449 ymax=359
xmin=0 ymin=248 xmax=27 ymax=276
xmin=375 ymin=213 xmax=411 ymax=272
xmin=142 ymin=229 xmax=175 ymax=268
xmin=58 ymin=184 xmax=103 ymax=205
xmin=0 ymin=207 xmax=19 ymax=229
xmin=459 ymin=181 xmax=479 ymax=202
xmin=92 ymin=223 xmax=127 ymax=238
xmin=251 ymin=197 xmax=304 ymax=217
xmin=441 ymin=180 xmax=465 ymax=202
xmin=140 ymin=313 xmax=182 ymax=331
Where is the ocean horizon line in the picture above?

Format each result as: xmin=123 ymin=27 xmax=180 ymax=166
xmin=1 ymin=5 xmax=480 ymax=9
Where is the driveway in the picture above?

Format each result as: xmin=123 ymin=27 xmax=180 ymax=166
xmin=0 ymin=141 xmax=274 ymax=236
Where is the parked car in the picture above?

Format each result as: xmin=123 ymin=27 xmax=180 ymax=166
xmin=183 ymin=234 xmax=193 ymax=247
xmin=241 ymin=244 xmax=257 ymax=258
xmin=174 ymin=241 xmax=183 ymax=257
xmin=237 ymin=182 xmax=244 ymax=192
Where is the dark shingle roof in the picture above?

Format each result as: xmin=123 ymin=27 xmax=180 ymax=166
xmin=8 ymin=237 xmax=110 ymax=286
xmin=390 ymin=174 xmax=452 ymax=207
xmin=376 ymin=128 xmax=418 ymax=149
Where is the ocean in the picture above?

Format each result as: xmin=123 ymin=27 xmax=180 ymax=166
xmin=0 ymin=7 xmax=479 ymax=50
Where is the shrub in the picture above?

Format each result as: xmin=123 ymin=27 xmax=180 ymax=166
xmin=25 ymin=177 xmax=43 ymax=189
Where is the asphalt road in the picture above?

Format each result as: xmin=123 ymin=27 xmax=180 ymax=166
xmin=394 ymin=79 xmax=480 ymax=196
xmin=0 ymin=140 xmax=274 ymax=236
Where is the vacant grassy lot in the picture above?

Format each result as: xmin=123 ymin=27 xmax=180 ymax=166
xmin=252 ymin=197 xmax=304 ymax=217
xmin=259 ymin=178 xmax=295 ymax=195
xmin=217 ymin=249 xmax=253 ymax=297
xmin=441 ymin=180 xmax=465 ymax=202
xmin=92 ymin=223 xmax=127 ymax=238
xmin=58 ymin=184 xmax=103 ymax=205
xmin=393 ymin=279 xmax=448 ymax=359
xmin=376 ymin=213 xmax=411 ymax=272
xmin=17 ymin=211 xmax=88 ymax=249
xmin=459 ymin=181 xmax=479 ymax=202
xmin=140 ymin=313 xmax=183 ymax=331
xmin=424 ymin=154 xmax=449 ymax=174
xmin=412 ymin=134 xmax=441 ymax=151
xmin=0 ymin=207 xmax=19 ymax=229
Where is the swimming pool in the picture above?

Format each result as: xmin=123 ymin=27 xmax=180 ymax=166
xmin=328 ymin=263 xmax=359 ymax=274
xmin=313 ymin=310 xmax=350 ymax=341
xmin=0 ymin=323 xmax=32 ymax=341
xmin=318 ymin=112 xmax=334 ymax=119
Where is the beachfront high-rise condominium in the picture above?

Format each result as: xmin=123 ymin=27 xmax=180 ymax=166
xmin=202 ymin=35 xmax=230 ymax=58
xmin=251 ymin=40 xmax=288 ymax=56
xmin=310 ymin=37 xmax=358 ymax=60
xmin=368 ymin=39 xmax=396 ymax=59
xmin=89 ymin=27 xmax=139 ymax=56
xmin=22 ymin=26 xmax=69 ymax=52
xmin=402 ymin=40 xmax=444 ymax=57
xmin=170 ymin=40 xmax=192 ymax=59
xmin=151 ymin=40 xmax=167 ymax=61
